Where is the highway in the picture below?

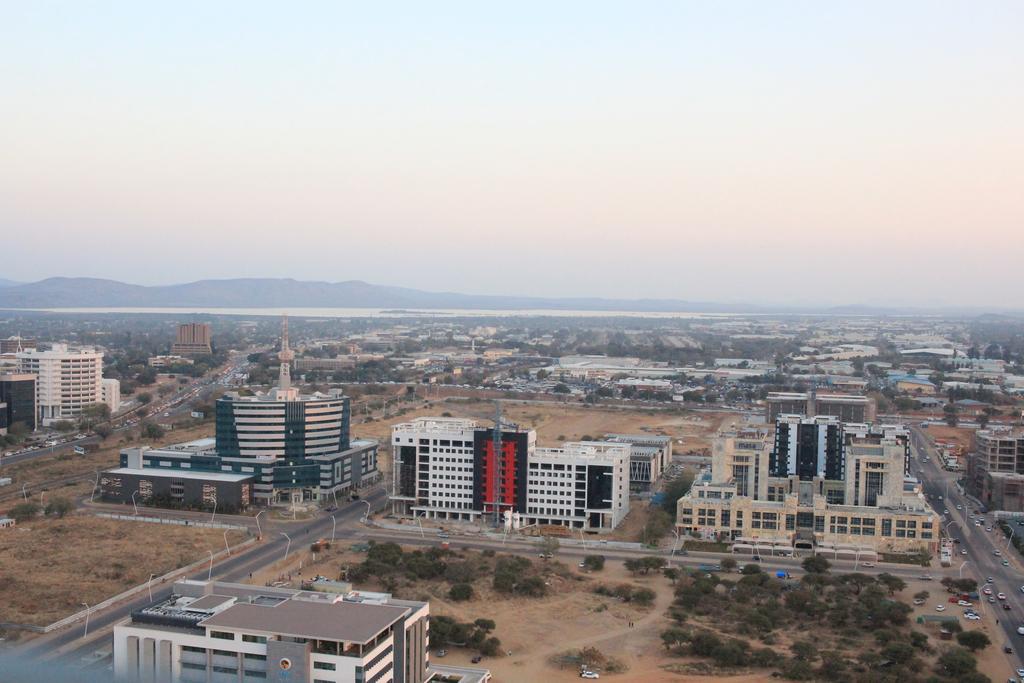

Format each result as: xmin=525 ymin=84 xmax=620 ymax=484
xmin=910 ymin=425 xmax=1024 ymax=665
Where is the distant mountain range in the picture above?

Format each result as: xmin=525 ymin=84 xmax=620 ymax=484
xmin=0 ymin=277 xmax=1015 ymax=316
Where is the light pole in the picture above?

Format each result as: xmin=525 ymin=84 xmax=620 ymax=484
xmin=331 ymin=515 xmax=337 ymax=544
xmin=210 ymin=499 xmax=218 ymax=523
xmin=81 ymin=602 xmax=90 ymax=639
xmin=224 ymin=530 xmax=231 ymax=556
xmin=670 ymin=529 xmax=680 ymax=556
xmin=21 ymin=484 xmax=27 ymax=501
xmin=959 ymin=561 xmax=968 ymax=579
xmin=131 ymin=490 xmax=139 ymax=516
xmin=361 ymin=500 xmax=371 ymax=524
xmin=280 ymin=532 xmax=292 ymax=561
xmin=579 ymin=527 xmax=586 ymax=550
xmin=1008 ymin=526 xmax=1016 ymax=550
xmin=944 ymin=519 xmax=959 ymax=537
xmin=91 ymin=470 xmax=100 ymax=503
xmin=148 ymin=573 xmax=156 ymax=602
xmin=254 ymin=510 xmax=265 ymax=538
xmin=39 ymin=490 xmax=45 ymax=507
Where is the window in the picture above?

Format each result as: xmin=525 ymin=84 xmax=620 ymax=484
xmin=182 ymin=646 xmax=206 ymax=654
xmin=244 ymin=672 xmax=267 ymax=680
xmin=242 ymin=634 xmax=267 ymax=644
xmin=314 ymin=662 xmax=337 ymax=671
xmin=181 ymin=662 xmax=205 ymax=671
xmin=210 ymin=631 xmax=235 ymax=640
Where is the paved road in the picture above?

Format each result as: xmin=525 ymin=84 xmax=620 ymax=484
xmin=910 ymin=426 xmax=1024 ymax=668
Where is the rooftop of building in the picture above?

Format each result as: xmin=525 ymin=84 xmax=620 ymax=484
xmin=105 ymin=466 xmax=255 ymax=483
xmin=604 ymin=433 xmax=672 ymax=445
xmin=392 ymin=416 xmax=478 ymax=434
xmin=129 ymin=580 xmax=419 ymax=644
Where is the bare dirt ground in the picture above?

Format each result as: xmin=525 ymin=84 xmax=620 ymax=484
xmin=0 ymin=516 xmax=246 ymax=626
xmin=921 ymin=424 xmax=975 ymax=451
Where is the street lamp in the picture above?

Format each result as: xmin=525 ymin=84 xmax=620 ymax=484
xmin=131 ymin=490 xmax=139 ymax=516
xmin=330 ymin=515 xmax=337 ymax=544
xmin=81 ymin=602 xmax=90 ymax=639
xmin=959 ymin=561 xmax=969 ymax=579
xmin=361 ymin=500 xmax=371 ymax=524
xmin=91 ymin=470 xmax=100 ymax=503
xmin=148 ymin=573 xmax=156 ymax=602
xmin=280 ymin=532 xmax=292 ymax=561
xmin=944 ymin=520 xmax=959 ymax=536
xmin=1008 ymin=526 xmax=1016 ymax=550
xmin=210 ymin=498 xmax=218 ymax=523
xmin=21 ymin=484 xmax=27 ymax=502
xmin=208 ymin=550 xmax=215 ymax=580
xmin=254 ymin=510 xmax=265 ymax=538
xmin=224 ymin=530 xmax=231 ymax=556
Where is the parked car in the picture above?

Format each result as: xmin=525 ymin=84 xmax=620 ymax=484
xmin=471 ymin=656 xmax=482 ymax=664
xmin=581 ymin=672 xmax=600 ymax=680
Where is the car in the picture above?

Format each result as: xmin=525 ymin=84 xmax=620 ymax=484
xmin=437 ymin=532 xmax=450 ymax=539
xmin=324 ymin=505 xmax=337 ymax=513
xmin=953 ymin=538 xmax=962 ymax=544
xmin=958 ymin=600 xmax=973 ymax=607
xmin=579 ymin=562 xmax=587 ymax=568
xmin=751 ymin=554 xmax=761 ymax=561
xmin=581 ymin=672 xmax=600 ymax=680
xmin=984 ymin=587 xmax=993 ymax=595
xmin=988 ymin=577 xmax=995 ymax=584
xmin=1020 ymin=586 xmax=1024 ymax=594
xmin=944 ymin=509 xmax=949 ymax=514
xmin=471 ymin=656 xmax=482 ymax=664
xmin=936 ymin=605 xmax=945 ymax=612
xmin=1006 ymin=603 xmax=1014 ymax=611
xmin=1005 ymin=560 xmax=1012 ymax=566
xmin=961 ymin=549 xmax=968 ymax=555
xmin=1018 ymin=670 xmax=1024 ymax=678
xmin=1006 ymin=646 xmax=1014 ymax=654
xmin=966 ymin=613 xmax=981 ymax=621
xmin=989 ymin=596 xmax=997 ymax=603
xmin=919 ymin=574 xmax=934 ymax=581
xmin=1000 ymin=593 xmax=1008 ymax=600
xmin=987 ymin=527 xmax=993 ymax=532
xmin=995 ymin=550 xmax=1003 ymax=556
xmin=1017 ymin=626 xmax=1024 ymax=635
xmin=436 ymin=649 xmax=447 ymax=657
xmin=861 ymin=561 xmax=876 ymax=568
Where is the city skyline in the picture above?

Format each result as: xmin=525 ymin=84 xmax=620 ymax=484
xmin=2 ymin=2 xmax=1022 ymax=308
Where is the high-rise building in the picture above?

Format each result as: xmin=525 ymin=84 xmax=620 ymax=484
xmin=101 ymin=377 xmax=121 ymax=414
xmin=0 ymin=373 xmax=36 ymax=433
xmin=770 ymin=415 xmax=845 ymax=481
xmin=16 ymin=344 xmax=106 ymax=425
xmin=765 ymin=391 xmax=875 ymax=423
xmin=113 ymin=579 xmax=434 ymax=683
xmin=389 ymin=416 xmax=631 ymax=532
xmin=603 ymin=433 xmax=673 ymax=491
xmin=171 ymin=322 xmax=213 ymax=356
xmin=0 ymin=336 xmax=36 ymax=354
xmin=103 ymin=316 xmax=378 ymax=508
xmin=967 ymin=428 xmax=1024 ymax=511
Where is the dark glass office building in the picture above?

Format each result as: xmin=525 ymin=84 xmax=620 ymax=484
xmin=0 ymin=373 xmax=36 ymax=433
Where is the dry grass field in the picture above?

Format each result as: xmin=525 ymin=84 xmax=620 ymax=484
xmin=0 ymin=516 xmax=246 ymax=626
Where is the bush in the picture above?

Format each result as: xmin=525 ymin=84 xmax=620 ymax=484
xmin=44 ymin=497 xmax=74 ymax=518
xmin=632 ymin=588 xmax=656 ymax=607
xmin=956 ymin=631 xmax=990 ymax=652
xmin=583 ymin=555 xmax=606 ymax=571
xmin=449 ymin=583 xmax=474 ymax=602
xmin=9 ymin=502 xmax=40 ymax=522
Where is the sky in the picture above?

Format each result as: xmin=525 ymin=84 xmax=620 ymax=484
xmin=2 ymin=2 xmax=1022 ymax=308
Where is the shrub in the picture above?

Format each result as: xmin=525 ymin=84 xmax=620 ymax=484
xmin=449 ymin=583 xmax=474 ymax=602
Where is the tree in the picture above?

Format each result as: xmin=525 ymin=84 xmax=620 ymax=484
xmin=935 ymin=647 xmax=978 ymax=677
xmin=802 ymin=555 xmax=831 ymax=574
xmin=45 ymin=497 xmax=74 ymax=518
xmin=141 ymin=422 xmax=166 ymax=439
xmin=955 ymin=631 xmax=991 ymax=652
xmin=720 ymin=557 xmax=738 ymax=572
xmin=552 ymin=383 xmax=571 ymax=394
xmin=449 ymin=583 xmax=474 ymax=601
xmin=583 ymin=555 xmax=605 ymax=571
xmin=480 ymin=636 xmax=502 ymax=657
xmin=791 ymin=640 xmax=818 ymax=662
xmin=661 ymin=627 xmax=688 ymax=651
xmin=632 ymin=588 xmax=656 ymax=606
xmin=82 ymin=402 xmax=111 ymax=420
xmin=136 ymin=392 xmax=153 ymax=405
xmin=52 ymin=420 xmax=75 ymax=433
xmin=474 ymin=618 xmax=496 ymax=632
xmin=663 ymin=567 xmax=680 ymax=584
xmin=877 ymin=573 xmax=906 ymax=596
xmin=539 ymin=536 xmax=560 ymax=557
xmin=94 ymin=423 xmax=113 ymax=439
xmin=913 ymin=590 xmax=930 ymax=601
xmin=9 ymin=501 xmax=40 ymax=522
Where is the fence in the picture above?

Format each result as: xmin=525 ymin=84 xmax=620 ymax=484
xmin=93 ymin=512 xmax=249 ymax=531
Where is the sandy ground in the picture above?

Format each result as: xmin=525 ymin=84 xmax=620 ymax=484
xmin=0 ymin=515 xmax=246 ymax=626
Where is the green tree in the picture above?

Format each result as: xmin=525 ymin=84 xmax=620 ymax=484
xmin=663 ymin=567 xmax=680 ymax=584
xmin=44 ymin=497 xmax=74 ymax=518
xmin=9 ymin=501 xmax=40 ymax=522
xmin=94 ymin=423 xmax=114 ymax=439
xmin=141 ymin=422 xmax=166 ymax=439
xmin=802 ymin=555 xmax=831 ymax=574
xmin=136 ymin=392 xmax=153 ymax=405
xmin=877 ymin=572 xmax=906 ymax=596
xmin=935 ymin=647 xmax=978 ymax=677
xmin=480 ymin=636 xmax=502 ymax=657
xmin=720 ymin=557 xmax=738 ymax=572
xmin=955 ymin=631 xmax=991 ymax=652
xmin=661 ymin=627 xmax=688 ymax=651
xmin=52 ymin=420 xmax=76 ymax=433
xmin=539 ymin=536 xmax=560 ymax=557
xmin=583 ymin=555 xmax=605 ymax=571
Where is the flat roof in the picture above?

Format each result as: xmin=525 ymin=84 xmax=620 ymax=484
xmin=199 ymin=599 xmax=408 ymax=644
xmin=106 ymin=467 xmax=255 ymax=483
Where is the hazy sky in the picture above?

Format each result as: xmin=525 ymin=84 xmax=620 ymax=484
xmin=2 ymin=2 xmax=1022 ymax=308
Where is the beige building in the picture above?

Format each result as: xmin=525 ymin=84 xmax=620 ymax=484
xmin=172 ymin=323 xmax=212 ymax=356
xmin=677 ymin=425 xmax=938 ymax=558
xmin=17 ymin=344 xmax=109 ymax=426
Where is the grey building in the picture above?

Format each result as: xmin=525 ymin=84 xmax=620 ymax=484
xmin=0 ymin=372 xmax=36 ymax=433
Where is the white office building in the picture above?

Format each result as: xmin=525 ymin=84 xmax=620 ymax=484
xmin=113 ymin=579 xmax=432 ymax=683
xmin=526 ymin=442 xmax=631 ymax=532
xmin=16 ymin=344 xmax=107 ymax=425
xmin=391 ymin=417 xmax=480 ymax=520
xmin=102 ymin=377 xmax=121 ymax=413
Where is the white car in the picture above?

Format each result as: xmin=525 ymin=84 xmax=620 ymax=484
xmin=958 ymin=600 xmax=973 ymax=607
xmin=581 ymin=672 xmax=600 ymax=680
xmin=961 ymin=549 xmax=968 ymax=555
xmin=935 ymin=605 xmax=946 ymax=612
xmin=965 ymin=613 xmax=981 ymax=621
xmin=999 ymin=593 xmax=1008 ymax=600
xmin=995 ymin=550 xmax=1003 ymax=556
xmin=1018 ymin=626 xmax=1024 ymax=635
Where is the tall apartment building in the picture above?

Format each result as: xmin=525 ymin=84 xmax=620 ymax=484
xmin=0 ymin=372 xmax=36 ymax=433
xmin=604 ymin=433 xmax=673 ymax=491
xmin=390 ymin=416 xmax=630 ymax=532
xmin=677 ymin=418 xmax=935 ymax=558
xmin=16 ymin=344 xmax=113 ymax=425
xmin=765 ymin=391 xmax=875 ymax=424
xmin=114 ymin=579 xmax=431 ymax=683
xmin=172 ymin=322 xmax=213 ymax=356
xmin=967 ymin=428 xmax=1024 ymax=511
